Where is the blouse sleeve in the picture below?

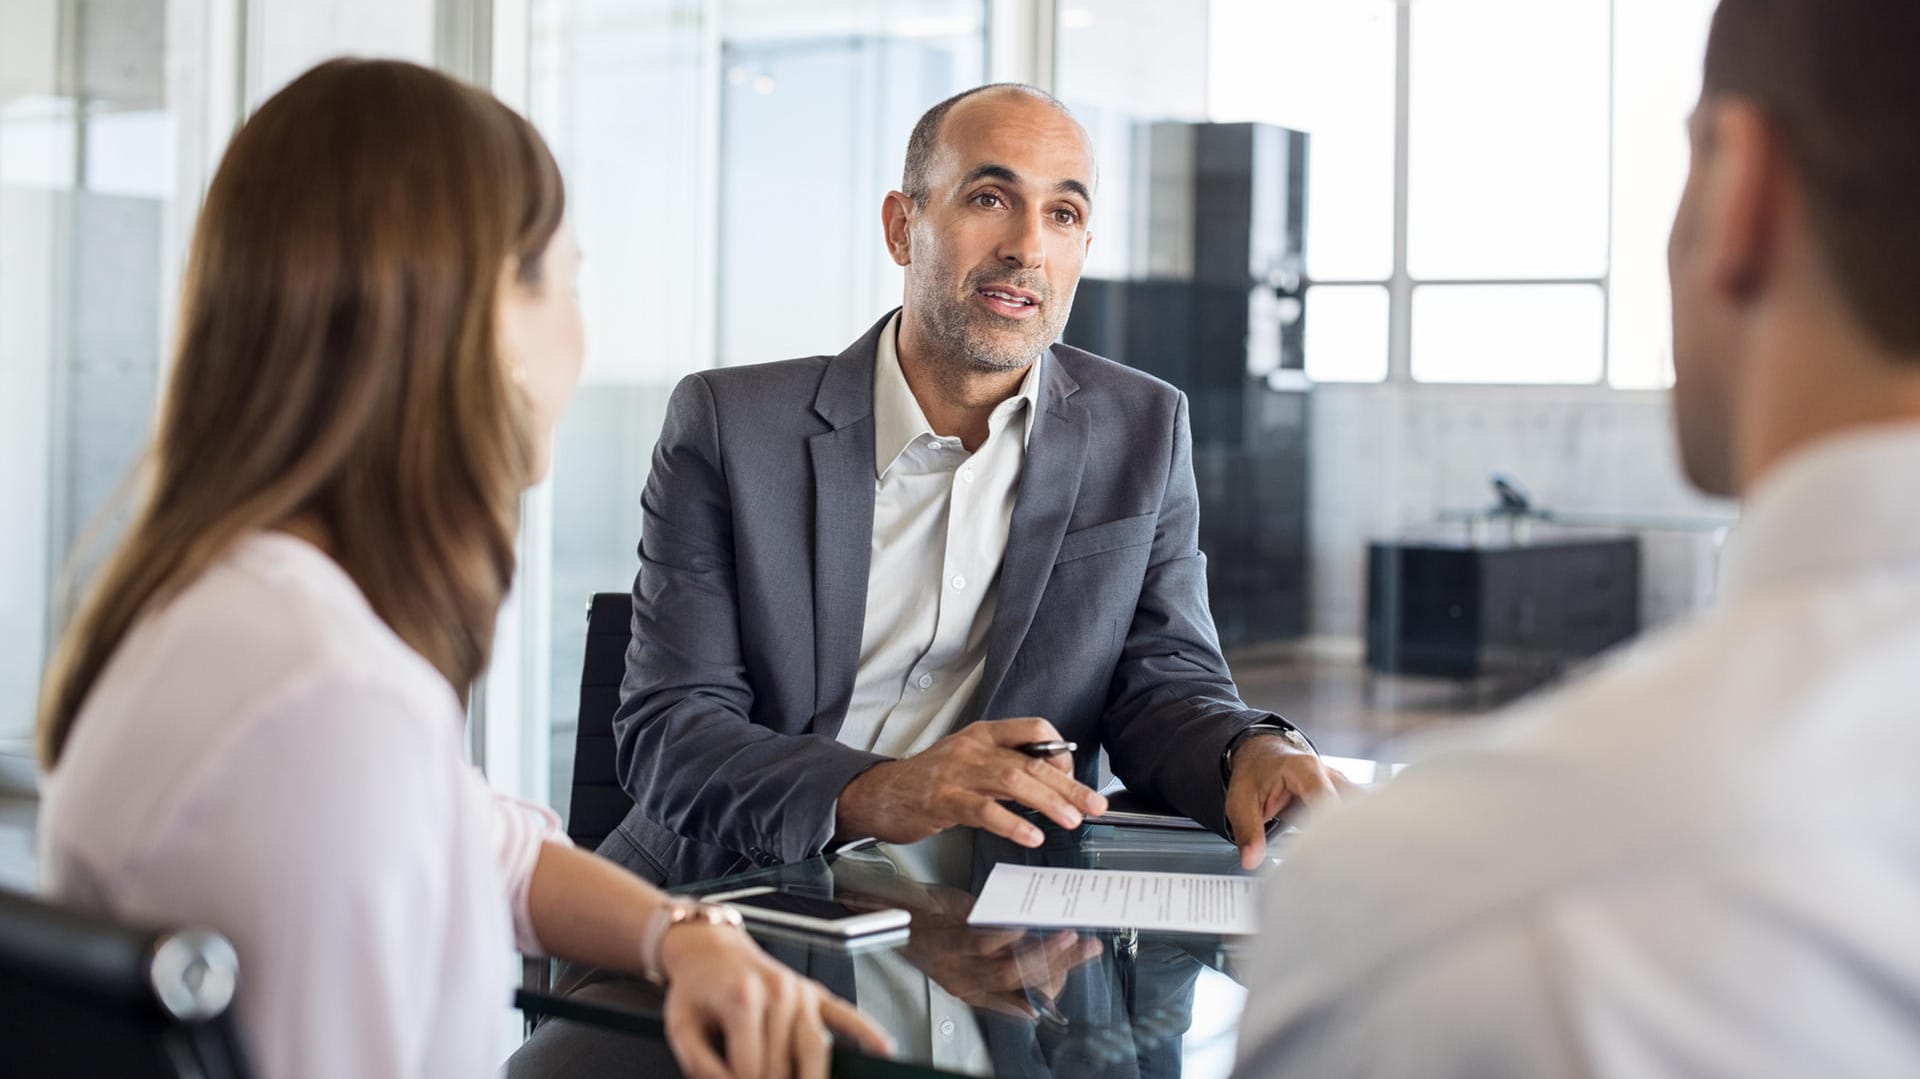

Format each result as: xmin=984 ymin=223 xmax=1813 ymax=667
xmin=477 ymin=777 xmax=574 ymax=956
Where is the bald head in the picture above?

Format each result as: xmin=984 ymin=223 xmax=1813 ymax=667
xmin=902 ymin=84 xmax=1089 ymax=208
xmin=882 ymin=82 xmax=1096 ymax=383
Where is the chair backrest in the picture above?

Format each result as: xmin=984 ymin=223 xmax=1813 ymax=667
xmin=0 ymin=887 xmax=253 ymax=1078
xmin=567 ymin=592 xmax=638 ymax=852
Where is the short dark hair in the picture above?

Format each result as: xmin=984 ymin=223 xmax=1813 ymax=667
xmin=1704 ymin=0 xmax=1920 ymax=354
xmin=901 ymin=83 xmax=1074 ymax=207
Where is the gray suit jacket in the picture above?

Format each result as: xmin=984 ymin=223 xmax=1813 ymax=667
xmin=602 ymin=311 xmax=1287 ymax=886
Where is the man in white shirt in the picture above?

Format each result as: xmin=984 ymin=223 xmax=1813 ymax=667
xmin=1235 ymin=2 xmax=1920 ymax=1075
xmin=602 ymin=84 xmax=1348 ymax=890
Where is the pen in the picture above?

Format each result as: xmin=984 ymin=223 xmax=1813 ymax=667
xmin=1015 ymin=740 xmax=1077 ymax=758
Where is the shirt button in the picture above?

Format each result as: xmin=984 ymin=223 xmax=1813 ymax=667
xmin=917 ymin=673 xmax=933 ymax=690
xmin=960 ymin=465 xmax=976 ymax=483
xmin=939 ymin=1018 xmax=957 ymax=1039
xmin=951 ymin=575 xmax=966 ymax=591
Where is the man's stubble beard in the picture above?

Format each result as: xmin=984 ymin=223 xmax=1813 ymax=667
xmin=911 ymin=265 xmax=1072 ymax=375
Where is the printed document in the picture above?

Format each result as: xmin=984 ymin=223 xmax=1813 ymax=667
xmin=966 ymin=864 xmax=1259 ymax=935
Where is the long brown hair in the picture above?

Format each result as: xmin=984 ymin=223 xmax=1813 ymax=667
xmin=37 ymin=59 xmax=565 ymax=766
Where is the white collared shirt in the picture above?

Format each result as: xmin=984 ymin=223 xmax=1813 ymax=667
xmin=1236 ymin=424 xmax=1920 ymax=1078
xmin=836 ymin=312 xmax=1040 ymax=760
xmin=834 ymin=314 xmax=1038 ymax=1076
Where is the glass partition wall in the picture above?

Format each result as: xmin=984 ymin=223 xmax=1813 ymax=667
xmin=525 ymin=0 xmax=989 ymax=819
xmin=0 ymin=0 xmax=232 ymax=782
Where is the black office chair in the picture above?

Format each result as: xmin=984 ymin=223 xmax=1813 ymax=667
xmin=526 ymin=593 xmax=640 ymax=1008
xmin=0 ymin=886 xmax=252 ymax=1078
xmin=567 ymin=592 xmax=639 ymax=852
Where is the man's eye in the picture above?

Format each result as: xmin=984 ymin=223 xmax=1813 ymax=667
xmin=1053 ymin=209 xmax=1080 ymax=225
xmin=974 ymin=192 xmax=1003 ymax=208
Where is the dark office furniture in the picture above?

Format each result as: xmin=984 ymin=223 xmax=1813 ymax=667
xmin=0 ymin=887 xmax=252 ymax=1078
xmin=568 ymin=592 xmax=638 ymax=853
xmin=1064 ymin=121 xmax=1312 ymax=646
xmin=1366 ymin=536 xmax=1642 ymax=679
xmin=527 ymin=592 xmax=637 ymax=1007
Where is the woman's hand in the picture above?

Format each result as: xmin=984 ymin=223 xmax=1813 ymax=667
xmin=657 ymin=921 xmax=896 ymax=1079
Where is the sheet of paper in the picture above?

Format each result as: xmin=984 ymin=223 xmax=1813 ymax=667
xmin=965 ymin=864 xmax=1260 ymax=935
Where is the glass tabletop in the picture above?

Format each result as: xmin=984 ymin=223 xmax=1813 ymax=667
xmin=513 ymin=821 xmax=1281 ymax=1079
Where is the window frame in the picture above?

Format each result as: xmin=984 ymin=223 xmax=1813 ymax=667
xmin=1302 ymin=0 xmax=1625 ymax=388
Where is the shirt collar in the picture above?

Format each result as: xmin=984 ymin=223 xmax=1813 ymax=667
xmin=1717 ymin=421 xmax=1920 ymax=604
xmin=872 ymin=311 xmax=1043 ymax=479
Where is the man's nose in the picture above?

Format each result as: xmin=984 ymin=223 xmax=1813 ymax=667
xmin=996 ymin=207 xmax=1046 ymax=270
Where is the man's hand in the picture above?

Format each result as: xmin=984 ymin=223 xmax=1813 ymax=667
xmin=836 ymin=718 xmax=1109 ymax=848
xmin=1225 ymin=736 xmax=1361 ymax=870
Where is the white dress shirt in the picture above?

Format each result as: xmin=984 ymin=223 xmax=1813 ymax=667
xmin=834 ymin=313 xmax=1039 ymax=1075
xmin=40 ymin=532 xmax=567 ymax=1079
xmin=1236 ymin=425 xmax=1920 ymax=1078
xmin=837 ymin=311 xmax=1039 ymax=760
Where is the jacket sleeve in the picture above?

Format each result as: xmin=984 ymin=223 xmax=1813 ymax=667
xmin=611 ymin=373 xmax=888 ymax=865
xmin=1099 ymin=391 xmax=1288 ymax=838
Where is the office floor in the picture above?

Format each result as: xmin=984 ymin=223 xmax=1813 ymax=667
xmin=0 ymin=645 xmax=1537 ymax=896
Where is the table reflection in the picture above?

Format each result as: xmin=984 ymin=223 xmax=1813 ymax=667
xmin=512 ymin=808 xmax=1312 ymax=1078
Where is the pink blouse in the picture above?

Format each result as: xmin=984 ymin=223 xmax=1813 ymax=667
xmin=40 ymin=532 xmax=569 ymax=1077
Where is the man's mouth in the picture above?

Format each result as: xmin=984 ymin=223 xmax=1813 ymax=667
xmin=976 ymin=285 xmax=1041 ymax=319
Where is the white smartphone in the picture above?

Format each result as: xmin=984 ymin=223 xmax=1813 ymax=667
xmin=700 ymin=886 xmax=911 ymax=939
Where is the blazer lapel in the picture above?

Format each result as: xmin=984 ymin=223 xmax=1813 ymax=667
xmin=806 ymin=313 xmax=891 ymax=733
xmin=978 ymin=350 xmax=1088 ymax=714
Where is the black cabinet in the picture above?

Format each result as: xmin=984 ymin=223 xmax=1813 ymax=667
xmin=1366 ymin=537 xmax=1642 ymax=678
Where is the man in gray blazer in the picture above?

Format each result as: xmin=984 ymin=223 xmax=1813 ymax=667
xmin=602 ymin=83 xmax=1348 ymax=889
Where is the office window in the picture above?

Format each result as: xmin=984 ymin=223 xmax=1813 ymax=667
xmin=1406 ymin=0 xmax=1609 ymax=282
xmin=1397 ymin=0 xmax=1605 ymax=382
xmin=1408 ymin=0 xmax=1609 ymax=384
xmin=1305 ymin=285 xmax=1390 ymax=383
xmin=1207 ymin=0 xmax=1396 ymax=383
xmin=1193 ymin=0 xmax=1718 ymax=387
xmin=1209 ymin=0 xmax=1396 ymax=284
xmin=1411 ymin=284 xmax=1604 ymax=384
xmin=1608 ymin=0 xmax=1717 ymax=389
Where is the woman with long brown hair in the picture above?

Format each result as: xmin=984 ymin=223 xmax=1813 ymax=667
xmin=34 ymin=58 xmax=889 ymax=1079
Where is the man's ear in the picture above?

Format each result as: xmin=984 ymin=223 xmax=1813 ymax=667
xmin=1698 ymin=99 xmax=1785 ymax=303
xmin=882 ymin=191 xmax=915 ymax=267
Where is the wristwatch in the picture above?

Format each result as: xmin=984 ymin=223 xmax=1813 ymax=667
xmin=1220 ymin=721 xmax=1316 ymax=787
xmin=639 ymin=898 xmax=746 ymax=984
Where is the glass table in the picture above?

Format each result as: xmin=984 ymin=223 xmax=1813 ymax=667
xmin=511 ymin=821 xmax=1282 ymax=1079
